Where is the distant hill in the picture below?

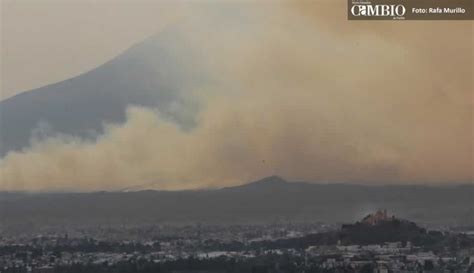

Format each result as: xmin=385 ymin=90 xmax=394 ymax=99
xmin=339 ymin=217 xmax=427 ymax=245
xmin=254 ymin=212 xmax=474 ymax=249
xmin=0 ymin=176 xmax=473 ymax=233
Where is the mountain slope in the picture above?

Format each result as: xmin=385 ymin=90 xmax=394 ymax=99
xmin=0 ymin=30 xmax=206 ymax=156
xmin=0 ymin=177 xmax=473 ymax=233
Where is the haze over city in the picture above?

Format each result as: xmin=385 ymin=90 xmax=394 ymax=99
xmin=1 ymin=1 xmax=472 ymax=192
xmin=1 ymin=2 xmax=474 ymax=273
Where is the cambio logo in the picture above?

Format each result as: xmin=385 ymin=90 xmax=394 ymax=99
xmin=351 ymin=4 xmax=406 ymax=17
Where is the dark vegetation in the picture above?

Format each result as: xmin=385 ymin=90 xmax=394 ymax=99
xmin=252 ymin=219 xmax=474 ymax=251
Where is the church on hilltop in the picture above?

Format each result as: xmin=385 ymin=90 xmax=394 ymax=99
xmin=361 ymin=209 xmax=395 ymax=225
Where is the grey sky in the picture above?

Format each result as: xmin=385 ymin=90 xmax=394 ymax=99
xmin=1 ymin=0 xmax=192 ymax=99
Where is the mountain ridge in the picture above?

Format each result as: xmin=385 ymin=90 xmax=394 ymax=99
xmin=0 ymin=29 xmax=206 ymax=156
xmin=1 ymin=175 xmax=471 ymax=194
xmin=0 ymin=176 xmax=472 ymax=231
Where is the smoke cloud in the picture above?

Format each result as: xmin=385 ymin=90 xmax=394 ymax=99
xmin=0 ymin=3 xmax=472 ymax=191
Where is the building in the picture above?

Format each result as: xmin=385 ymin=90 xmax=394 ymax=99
xmin=362 ymin=209 xmax=392 ymax=225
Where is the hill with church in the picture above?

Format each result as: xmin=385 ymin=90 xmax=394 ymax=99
xmin=252 ymin=210 xmax=474 ymax=250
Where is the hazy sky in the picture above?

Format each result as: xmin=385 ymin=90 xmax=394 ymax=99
xmin=0 ymin=1 xmax=472 ymax=191
xmin=1 ymin=0 xmax=193 ymax=99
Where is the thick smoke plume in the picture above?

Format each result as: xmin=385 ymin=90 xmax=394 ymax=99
xmin=0 ymin=4 xmax=472 ymax=191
